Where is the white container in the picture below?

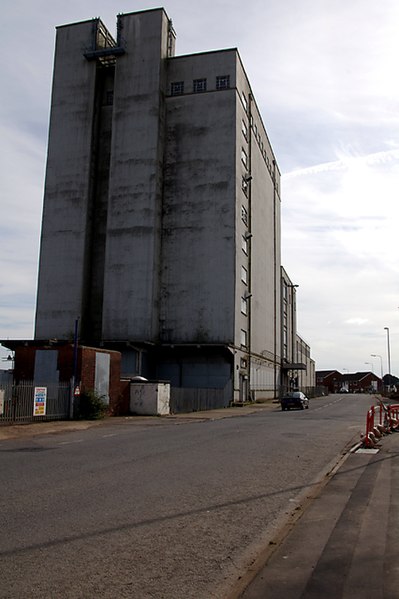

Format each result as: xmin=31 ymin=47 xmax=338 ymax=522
xmin=130 ymin=382 xmax=170 ymax=415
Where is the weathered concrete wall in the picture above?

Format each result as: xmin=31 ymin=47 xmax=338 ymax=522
xmin=102 ymin=9 xmax=171 ymax=341
xmin=162 ymin=50 xmax=237 ymax=343
xmin=35 ymin=20 xmax=98 ymax=339
xmin=248 ymin=105 xmax=281 ymax=360
xmin=234 ymin=55 xmax=282 ymax=398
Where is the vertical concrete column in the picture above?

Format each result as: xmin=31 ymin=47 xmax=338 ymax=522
xmin=35 ymin=20 xmax=98 ymax=339
xmin=102 ymin=9 xmax=171 ymax=341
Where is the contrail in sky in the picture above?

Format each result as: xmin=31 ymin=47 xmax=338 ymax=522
xmin=283 ymin=148 xmax=399 ymax=179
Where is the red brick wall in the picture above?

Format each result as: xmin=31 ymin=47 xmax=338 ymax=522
xmin=14 ymin=347 xmax=36 ymax=381
xmin=57 ymin=345 xmax=77 ymax=381
xmin=15 ymin=344 xmax=76 ymax=382
xmin=79 ymin=347 xmax=121 ymax=413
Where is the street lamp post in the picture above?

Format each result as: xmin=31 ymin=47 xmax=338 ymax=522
xmin=364 ymin=361 xmax=373 ymax=373
xmin=384 ymin=327 xmax=391 ymax=376
xmin=371 ymin=354 xmax=383 ymax=379
xmin=371 ymin=353 xmax=383 ymax=392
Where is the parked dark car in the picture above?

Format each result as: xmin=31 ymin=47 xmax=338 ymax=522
xmin=281 ymin=391 xmax=309 ymax=411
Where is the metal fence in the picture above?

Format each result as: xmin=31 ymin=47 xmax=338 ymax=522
xmin=0 ymin=381 xmax=71 ymax=425
xmin=170 ymin=384 xmax=232 ymax=414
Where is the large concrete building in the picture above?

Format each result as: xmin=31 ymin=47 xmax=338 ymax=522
xmin=33 ymin=8 xmax=314 ymax=404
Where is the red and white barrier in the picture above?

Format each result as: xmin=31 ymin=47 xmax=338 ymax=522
xmin=362 ymin=401 xmax=399 ymax=448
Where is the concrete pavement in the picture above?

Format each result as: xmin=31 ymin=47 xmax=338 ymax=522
xmin=236 ymin=431 xmax=399 ymax=599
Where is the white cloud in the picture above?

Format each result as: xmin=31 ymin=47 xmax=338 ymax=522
xmin=282 ymin=147 xmax=399 ymax=372
xmin=345 ymin=319 xmax=369 ymax=326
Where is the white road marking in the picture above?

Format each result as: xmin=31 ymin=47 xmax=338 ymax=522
xmin=58 ymin=439 xmax=84 ymax=445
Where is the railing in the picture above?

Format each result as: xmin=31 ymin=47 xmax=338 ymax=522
xmin=0 ymin=381 xmax=71 ymax=425
xmin=170 ymin=383 xmax=232 ymax=414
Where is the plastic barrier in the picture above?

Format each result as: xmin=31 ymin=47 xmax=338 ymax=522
xmin=388 ymin=404 xmax=399 ymax=431
xmin=363 ymin=401 xmax=399 ymax=448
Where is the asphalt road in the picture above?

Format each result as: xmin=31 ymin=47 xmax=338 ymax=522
xmin=0 ymin=393 xmax=375 ymax=598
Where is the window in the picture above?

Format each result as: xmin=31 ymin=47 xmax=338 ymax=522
xmin=242 ymin=176 xmax=249 ymax=196
xmin=241 ymin=266 xmax=248 ymax=284
xmin=216 ymin=75 xmax=230 ymax=90
xmin=242 ymin=91 xmax=248 ymax=112
xmin=241 ymin=120 xmax=248 ymax=141
xmin=171 ymin=81 xmax=184 ymax=96
xmin=241 ymin=235 xmax=248 ymax=255
xmin=193 ymin=78 xmax=207 ymax=93
xmin=283 ymin=327 xmax=288 ymax=358
xmin=241 ymin=297 xmax=248 ymax=315
xmin=241 ymin=205 xmax=248 ymax=226
xmin=240 ymin=329 xmax=248 ymax=347
xmin=241 ymin=148 xmax=248 ymax=168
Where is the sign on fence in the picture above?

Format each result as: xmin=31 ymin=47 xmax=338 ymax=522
xmin=33 ymin=387 xmax=47 ymax=416
xmin=0 ymin=390 xmax=4 ymax=415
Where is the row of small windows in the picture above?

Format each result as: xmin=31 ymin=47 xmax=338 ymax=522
xmin=240 ymin=91 xmax=250 ymax=344
xmin=241 ymin=250 xmax=249 ymax=342
xmin=241 ymin=112 xmax=249 ymax=326
xmin=241 ymin=90 xmax=277 ymax=190
xmin=170 ymin=75 xmax=230 ymax=96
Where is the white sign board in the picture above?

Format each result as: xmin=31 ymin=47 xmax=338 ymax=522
xmin=33 ymin=387 xmax=47 ymax=416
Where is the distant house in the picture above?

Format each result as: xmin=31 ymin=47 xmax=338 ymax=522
xmin=316 ymin=370 xmax=341 ymax=393
xmin=383 ymin=374 xmax=399 ymax=389
xmin=316 ymin=370 xmax=382 ymax=394
xmin=342 ymin=372 xmax=381 ymax=393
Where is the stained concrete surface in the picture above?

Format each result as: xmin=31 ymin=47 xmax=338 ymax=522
xmin=239 ymin=432 xmax=399 ymax=599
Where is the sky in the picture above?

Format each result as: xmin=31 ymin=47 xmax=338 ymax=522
xmin=1 ymin=0 xmax=399 ymax=376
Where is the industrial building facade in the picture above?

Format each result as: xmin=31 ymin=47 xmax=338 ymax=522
xmin=33 ymin=8 xmax=314 ymax=403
